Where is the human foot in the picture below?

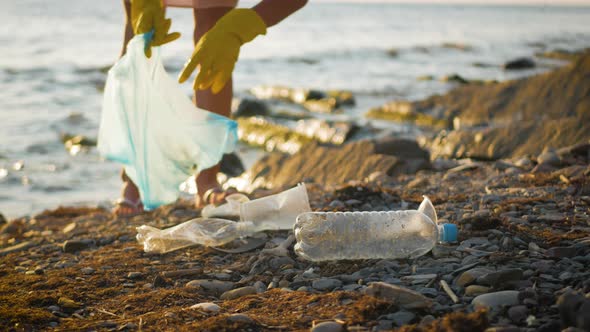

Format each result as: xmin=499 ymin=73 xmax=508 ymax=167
xmin=114 ymin=177 xmax=144 ymax=217
xmin=195 ymin=185 xmax=238 ymax=209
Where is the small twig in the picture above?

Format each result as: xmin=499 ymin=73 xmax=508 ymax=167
xmin=559 ymin=174 xmax=571 ymax=184
xmin=95 ymin=308 xmax=122 ymax=318
xmin=440 ymin=280 xmax=459 ymax=304
xmin=161 ymin=268 xmax=203 ymax=278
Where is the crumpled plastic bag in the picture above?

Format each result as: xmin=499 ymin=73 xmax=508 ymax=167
xmin=98 ymin=34 xmax=237 ymax=209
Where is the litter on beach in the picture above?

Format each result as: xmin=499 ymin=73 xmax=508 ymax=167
xmin=136 ymin=183 xmax=312 ymax=253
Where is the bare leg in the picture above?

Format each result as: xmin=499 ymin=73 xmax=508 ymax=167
xmin=193 ymin=7 xmax=235 ymax=207
xmin=115 ymin=0 xmax=144 ymax=216
xmin=121 ymin=0 xmax=134 ymax=57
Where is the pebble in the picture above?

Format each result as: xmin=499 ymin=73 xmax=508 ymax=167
xmin=310 ymin=321 xmax=343 ymax=332
xmin=388 ymin=311 xmax=416 ymax=326
xmin=547 ymin=246 xmax=579 ymax=258
xmin=465 ymin=285 xmax=490 ymax=296
xmin=508 ymin=305 xmax=528 ymax=323
xmin=472 ymin=291 xmax=520 ymax=311
xmin=127 ymin=272 xmax=143 ymax=279
xmin=456 ymin=268 xmax=494 ymax=287
xmin=253 ymin=281 xmax=266 ymax=293
xmin=185 ymin=280 xmax=235 ymax=294
xmin=80 ymin=267 xmax=95 ymax=275
xmin=476 ymin=268 xmax=523 ymax=287
xmin=190 ymin=302 xmax=220 ymax=313
xmin=228 ymin=313 xmax=253 ymax=323
xmin=312 ymin=278 xmax=342 ymax=291
xmin=329 ymin=200 xmax=345 ymax=209
xmin=63 ymin=239 xmax=93 ymax=253
xmin=220 ymin=286 xmax=257 ymax=300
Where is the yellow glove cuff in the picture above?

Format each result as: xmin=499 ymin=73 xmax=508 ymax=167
xmin=215 ymin=8 xmax=267 ymax=45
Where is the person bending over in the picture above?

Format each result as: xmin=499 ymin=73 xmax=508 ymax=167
xmin=116 ymin=0 xmax=307 ymax=216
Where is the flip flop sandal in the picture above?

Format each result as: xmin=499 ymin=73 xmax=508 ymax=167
xmin=114 ymin=198 xmax=144 ymax=217
xmin=197 ymin=186 xmax=238 ymax=208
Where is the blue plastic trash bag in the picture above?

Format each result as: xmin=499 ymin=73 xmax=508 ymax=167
xmin=98 ymin=34 xmax=238 ymax=210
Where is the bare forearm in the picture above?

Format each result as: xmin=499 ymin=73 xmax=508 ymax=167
xmin=253 ymin=0 xmax=308 ymax=27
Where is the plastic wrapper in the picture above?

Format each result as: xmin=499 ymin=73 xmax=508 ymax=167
xmin=98 ymin=34 xmax=237 ymax=209
xmin=137 ymin=219 xmax=257 ymax=253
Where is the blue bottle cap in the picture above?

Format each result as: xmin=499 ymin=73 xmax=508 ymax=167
xmin=441 ymin=223 xmax=458 ymax=243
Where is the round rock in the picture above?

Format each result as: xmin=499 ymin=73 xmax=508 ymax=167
xmin=472 ymin=291 xmax=519 ymax=310
xmin=190 ymin=302 xmax=220 ymax=313
xmin=311 ymin=321 xmax=343 ymax=332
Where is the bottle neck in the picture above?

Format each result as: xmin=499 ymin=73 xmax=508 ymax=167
xmin=437 ymin=225 xmax=445 ymax=243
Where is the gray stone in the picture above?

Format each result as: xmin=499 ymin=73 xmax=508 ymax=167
xmin=80 ymin=267 xmax=95 ymax=275
xmin=508 ymin=305 xmax=528 ymax=323
xmin=311 ymin=321 xmax=343 ymax=332
xmin=363 ymin=282 xmax=432 ymax=309
xmin=190 ymin=302 xmax=220 ymax=313
xmin=456 ymin=268 xmax=494 ymax=287
xmin=537 ymin=150 xmax=561 ymax=166
xmin=228 ymin=313 xmax=253 ymax=323
xmin=547 ymin=246 xmax=579 ymax=258
xmin=63 ymin=240 xmax=92 ymax=253
xmin=127 ymin=272 xmax=143 ymax=279
xmin=185 ymin=280 xmax=235 ymax=295
xmin=221 ymin=286 xmax=257 ymax=300
xmin=472 ymin=291 xmax=519 ymax=310
xmin=465 ymin=285 xmax=490 ymax=296
xmin=253 ymin=281 xmax=266 ymax=293
xmin=329 ymin=200 xmax=345 ymax=209
xmin=312 ymin=278 xmax=342 ymax=291
xmin=477 ymin=269 xmax=523 ymax=287
xmin=388 ymin=311 xmax=416 ymax=326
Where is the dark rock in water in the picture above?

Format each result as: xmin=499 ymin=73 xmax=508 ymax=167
xmin=243 ymin=140 xmax=427 ymax=189
xmin=220 ymin=153 xmax=245 ymax=177
xmin=233 ymin=98 xmax=270 ymax=118
xmin=441 ymin=74 xmax=469 ymax=84
xmin=0 ymin=213 xmax=6 ymax=226
xmin=503 ymin=57 xmax=536 ymax=70
xmin=387 ymin=48 xmax=399 ymax=57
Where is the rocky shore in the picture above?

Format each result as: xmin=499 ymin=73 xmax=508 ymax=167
xmin=1 ymin=52 xmax=590 ymax=331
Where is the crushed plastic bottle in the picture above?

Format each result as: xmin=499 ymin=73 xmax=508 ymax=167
xmin=137 ymin=184 xmax=311 ymax=253
xmin=137 ymin=218 xmax=260 ymax=253
xmin=294 ymin=196 xmax=458 ymax=261
xmin=202 ymin=183 xmax=311 ymax=230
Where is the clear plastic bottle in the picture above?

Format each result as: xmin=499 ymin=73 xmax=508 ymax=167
xmin=294 ymin=196 xmax=457 ymax=261
xmin=136 ymin=218 xmax=260 ymax=253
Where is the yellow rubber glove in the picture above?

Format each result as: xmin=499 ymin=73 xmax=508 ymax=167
xmin=131 ymin=0 xmax=181 ymax=58
xmin=178 ymin=9 xmax=267 ymax=94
